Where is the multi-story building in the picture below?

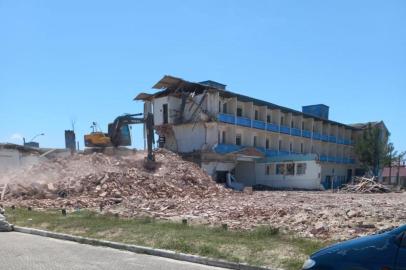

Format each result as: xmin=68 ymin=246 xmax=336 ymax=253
xmin=136 ymin=75 xmax=388 ymax=190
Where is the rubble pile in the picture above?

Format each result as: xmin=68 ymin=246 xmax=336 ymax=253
xmin=341 ymin=177 xmax=391 ymax=193
xmin=0 ymin=207 xmax=12 ymax=232
xmin=1 ymin=150 xmax=405 ymax=241
xmin=2 ymin=149 xmax=229 ymax=208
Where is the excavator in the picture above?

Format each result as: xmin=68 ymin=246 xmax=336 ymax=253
xmin=84 ymin=112 xmax=155 ymax=161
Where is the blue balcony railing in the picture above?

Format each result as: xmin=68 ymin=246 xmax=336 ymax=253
xmin=337 ymin=137 xmax=345 ymax=144
xmin=252 ymin=120 xmax=266 ymax=130
xmin=302 ymin=130 xmax=312 ymax=138
xmin=267 ymin=123 xmax=279 ymax=133
xmin=218 ymin=113 xmax=235 ymax=124
xmin=321 ymin=134 xmax=329 ymax=142
xmin=265 ymin=149 xmax=278 ymax=157
xmin=344 ymin=139 xmax=352 ymax=145
xmin=279 ymin=150 xmax=290 ymax=156
xmin=349 ymin=158 xmax=356 ymax=164
xmin=320 ymin=155 xmax=328 ymax=162
xmin=328 ymin=156 xmax=336 ymax=163
xmin=329 ymin=135 xmax=337 ymax=143
xmin=291 ymin=128 xmax=301 ymax=137
xmin=236 ymin=117 xmax=251 ymax=127
xmin=312 ymin=132 xmax=322 ymax=141
xmin=280 ymin=125 xmax=290 ymax=135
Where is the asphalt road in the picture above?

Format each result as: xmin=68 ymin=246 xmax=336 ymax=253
xmin=0 ymin=232 xmax=227 ymax=270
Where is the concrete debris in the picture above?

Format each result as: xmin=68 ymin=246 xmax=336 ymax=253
xmin=341 ymin=177 xmax=391 ymax=193
xmin=1 ymin=150 xmax=405 ymax=241
xmin=0 ymin=207 xmax=12 ymax=232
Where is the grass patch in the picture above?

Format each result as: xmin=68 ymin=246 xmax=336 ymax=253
xmin=5 ymin=208 xmax=328 ymax=270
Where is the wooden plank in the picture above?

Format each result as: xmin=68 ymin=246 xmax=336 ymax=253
xmin=1 ymin=183 xmax=7 ymax=201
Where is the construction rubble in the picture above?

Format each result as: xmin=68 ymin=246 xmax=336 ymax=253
xmin=0 ymin=207 xmax=12 ymax=232
xmin=341 ymin=177 xmax=391 ymax=193
xmin=1 ymin=149 xmax=404 ymax=241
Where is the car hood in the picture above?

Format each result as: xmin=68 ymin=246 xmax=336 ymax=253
xmin=311 ymin=232 xmax=394 ymax=258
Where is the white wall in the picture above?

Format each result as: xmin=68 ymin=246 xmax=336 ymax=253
xmin=172 ymin=123 xmax=207 ymax=153
xmin=255 ymin=160 xmax=322 ymax=190
xmin=153 ymin=96 xmax=169 ymax=125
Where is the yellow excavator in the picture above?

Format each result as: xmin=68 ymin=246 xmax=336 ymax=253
xmin=84 ymin=113 xmax=155 ymax=161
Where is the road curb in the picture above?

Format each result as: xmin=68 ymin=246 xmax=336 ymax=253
xmin=13 ymin=226 xmax=271 ymax=270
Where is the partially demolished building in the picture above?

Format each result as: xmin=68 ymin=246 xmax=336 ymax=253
xmin=136 ymin=75 xmax=388 ymax=190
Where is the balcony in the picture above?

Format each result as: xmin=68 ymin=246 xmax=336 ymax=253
xmin=236 ymin=116 xmax=251 ymax=127
xmin=344 ymin=139 xmax=352 ymax=145
xmin=252 ymin=120 xmax=266 ymax=130
xmin=320 ymin=155 xmax=328 ymax=162
xmin=321 ymin=134 xmax=329 ymax=142
xmin=302 ymin=130 xmax=312 ymax=138
xmin=337 ymin=137 xmax=345 ymax=144
xmin=312 ymin=132 xmax=322 ymax=141
xmin=265 ymin=149 xmax=278 ymax=157
xmin=214 ymin=144 xmax=243 ymax=154
xmin=279 ymin=125 xmax=291 ymax=135
xmin=349 ymin=158 xmax=356 ymax=164
xmin=328 ymin=156 xmax=336 ymax=163
xmin=291 ymin=128 xmax=301 ymax=137
xmin=267 ymin=123 xmax=279 ymax=133
xmin=279 ymin=150 xmax=290 ymax=156
xmin=218 ymin=113 xmax=235 ymax=124
xmin=329 ymin=135 xmax=337 ymax=143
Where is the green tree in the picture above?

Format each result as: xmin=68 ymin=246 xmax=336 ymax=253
xmin=354 ymin=124 xmax=389 ymax=176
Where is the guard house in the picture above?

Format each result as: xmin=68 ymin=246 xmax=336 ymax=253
xmin=135 ymin=75 xmax=388 ymax=190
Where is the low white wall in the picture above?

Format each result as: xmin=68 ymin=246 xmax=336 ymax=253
xmin=255 ymin=160 xmax=322 ymax=190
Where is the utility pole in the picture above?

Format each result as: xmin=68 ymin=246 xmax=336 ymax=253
xmin=396 ymin=156 xmax=401 ymax=187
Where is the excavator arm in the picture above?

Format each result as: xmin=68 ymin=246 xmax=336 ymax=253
xmin=84 ymin=113 xmax=155 ymax=161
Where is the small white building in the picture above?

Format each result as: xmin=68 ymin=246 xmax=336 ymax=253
xmin=136 ymin=75 xmax=388 ymax=190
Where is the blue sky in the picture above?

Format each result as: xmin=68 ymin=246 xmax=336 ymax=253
xmin=1 ymin=0 xmax=405 ymax=151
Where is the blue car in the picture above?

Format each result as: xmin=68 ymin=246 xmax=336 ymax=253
xmin=302 ymin=225 xmax=406 ymax=270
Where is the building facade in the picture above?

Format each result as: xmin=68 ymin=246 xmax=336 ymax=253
xmin=136 ymin=75 xmax=386 ymax=190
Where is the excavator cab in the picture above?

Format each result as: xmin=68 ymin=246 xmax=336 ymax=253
xmin=108 ymin=124 xmax=131 ymax=146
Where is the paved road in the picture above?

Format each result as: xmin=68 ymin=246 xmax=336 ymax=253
xmin=0 ymin=232 xmax=227 ymax=270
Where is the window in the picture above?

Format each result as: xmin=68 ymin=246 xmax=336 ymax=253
xmin=266 ymin=139 xmax=270 ymax=149
xmin=222 ymin=131 xmax=226 ymax=144
xmin=302 ymin=122 xmax=305 ymax=130
xmin=218 ymin=101 xmax=221 ymax=113
xmin=300 ymin=143 xmax=304 ymax=153
xmin=267 ymin=115 xmax=271 ymax=123
xmin=223 ymin=103 xmax=227 ymax=114
xmin=291 ymin=121 xmax=294 ymax=128
xmin=162 ymin=104 xmax=168 ymax=124
xmin=255 ymin=110 xmax=259 ymax=120
xmin=276 ymin=164 xmax=285 ymax=175
xmin=279 ymin=140 xmax=282 ymax=151
xmin=286 ymin=163 xmax=295 ymax=175
xmin=297 ymin=163 xmax=307 ymax=175
xmin=253 ymin=136 xmax=257 ymax=147
xmin=236 ymin=134 xmax=242 ymax=146
xmin=289 ymin=143 xmax=293 ymax=152
xmin=280 ymin=116 xmax=284 ymax=126
xmin=265 ymin=164 xmax=274 ymax=175
xmin=237 ymin=107 xmax=243 ymax=117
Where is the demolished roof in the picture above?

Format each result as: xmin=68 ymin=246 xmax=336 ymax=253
xmin=135 ymin=75 xmax=361 ymax=130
